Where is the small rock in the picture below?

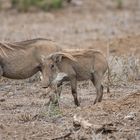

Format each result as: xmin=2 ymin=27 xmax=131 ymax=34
xmin=0 ymin=98 xmax=6 ymax=102
xmin=0 ymin=124 xmax=5 ymax=129
xmin=9 ymin=92 xmax=14 ymax=96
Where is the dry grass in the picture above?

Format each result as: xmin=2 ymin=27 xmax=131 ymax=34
xmin=107 ymin=55 xmax=140 ymax=87
xmin=18 ymin=112 xmax=36 ymax=122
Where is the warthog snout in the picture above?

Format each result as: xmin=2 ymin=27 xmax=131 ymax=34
xmin=41 ymin=80 xmax=51 ymax=88
xmin=42 ymin=83 xmax=50 ymax=89
xmin=42 ymin=85 xmax=49 ymax=89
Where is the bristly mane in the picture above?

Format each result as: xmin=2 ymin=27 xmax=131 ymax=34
xmin=14 ymin=38 xmax=52 ymax=46
xmin=63 ymin=49 xmax=102 ymax=57
xmin=0 ymin=41 xmax=24 ymax=57
xmin=0 ymin=38 xmax=52 ymax=57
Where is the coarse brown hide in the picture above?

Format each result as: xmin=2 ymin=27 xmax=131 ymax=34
xmin=41 ymin=49 xmax=110 ymax=106
xmin=0 ymin=38 xmax=61 ymax=80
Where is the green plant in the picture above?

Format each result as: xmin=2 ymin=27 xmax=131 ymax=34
xmin=19 ymin=0 xmax=31 ymax=12
xmin=11 ymin=0 xmax=18 ymax=7
xmin=11 ymin=0 xmax=31 ymax=12
xmin=52 ymin=0 xmax=63 ymax=9
xmin=0 ymin=1 xmax=1 ymax=10
xmin=35 ymin=0 xmax=63 ymax=11
xmin=48 ymin=102 xmax=61 ymax=117
xmin=11 ymin=0 xmax=63 ymax=12
xmin=116 ymin=0 xmax=123 ymax=9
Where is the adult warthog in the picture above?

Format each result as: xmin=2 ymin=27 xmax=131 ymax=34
xmin=41 ymin=49 xmax=110 ymax=106
xmin=0 ymin=38 xmax=61 ymax=80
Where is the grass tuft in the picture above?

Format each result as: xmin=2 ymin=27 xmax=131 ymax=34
xmin=116 ymin=0 xmax=123 ymax=9
xmin=11 ymin=0 xmax=63 ymax=12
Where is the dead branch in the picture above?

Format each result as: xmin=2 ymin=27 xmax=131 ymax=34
xmin=52 ymin=115 xmax=117 ymax=140
xmin=51 ymin=131 xmax=72 ymax=140
xmin=73 ymin=115 xmax=117 ymax=134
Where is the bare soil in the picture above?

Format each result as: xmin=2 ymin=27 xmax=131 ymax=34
xmin=0 ymin=0 xmax=140 ymax=139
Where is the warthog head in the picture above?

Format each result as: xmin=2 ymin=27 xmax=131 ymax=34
xmin=41 ymin=55 xmax=59 ymax=88
xmin=41 ymin=52 xmax=75 ymax=88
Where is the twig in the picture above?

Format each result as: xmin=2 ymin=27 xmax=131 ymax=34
xmin=51 ymin=131 xmax=72 ymax=140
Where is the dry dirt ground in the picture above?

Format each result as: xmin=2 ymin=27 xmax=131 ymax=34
xmin=0 ymin=0 xmax=140 ymax=139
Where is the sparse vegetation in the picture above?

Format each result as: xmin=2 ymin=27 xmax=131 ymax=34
xmin=0 ymin=1 xmax=1 ymax=10
xmin=116 ymin=0 xmax=123 ymax=9
xmin=107 ymin=55 xmax=140 ymax=87
xmin=47 ymin=92 xmax=62 ymax=117
xmin=18 ymin=113 xmax=35 ymax=122
xmin=11 ymin=0 xmax=63 ymax=12
xmin=47 ymin=102 xmax=62 ymax=117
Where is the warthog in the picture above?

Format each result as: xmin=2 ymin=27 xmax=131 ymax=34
xmin=41 ymin=49 xmax=110 ymax=106
xmin=0 ymin=38 xmax=61 ymax=80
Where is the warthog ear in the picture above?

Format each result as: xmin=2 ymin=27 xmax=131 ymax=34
xmin=51 ymin=54 xmax=63 ymax=63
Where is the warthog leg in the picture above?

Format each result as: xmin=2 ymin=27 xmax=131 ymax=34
xmin=91 ymin=72 xmax=103 ymax=104
xmin=52 ymin=72 xmax=67 ymax=97
xmin=70 ymin=77 xmax=80 ymax=106
xmin=57 ymin=85 xmax=62 ymax=97
xmin=0 ymin=66 xmax=3 ymax=77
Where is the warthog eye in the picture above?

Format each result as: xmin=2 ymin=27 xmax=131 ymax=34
xmin=50 ymin=64 xmax=54 ymax=69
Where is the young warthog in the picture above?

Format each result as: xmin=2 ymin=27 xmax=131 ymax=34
xmin=41 ymin=49 xmax=110 ymax=106
xmin=0 ymin=38 xmax=61 ymax=80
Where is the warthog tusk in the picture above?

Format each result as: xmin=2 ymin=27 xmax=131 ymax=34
xmin=53 ymin=72 xmax=68 ymax=84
